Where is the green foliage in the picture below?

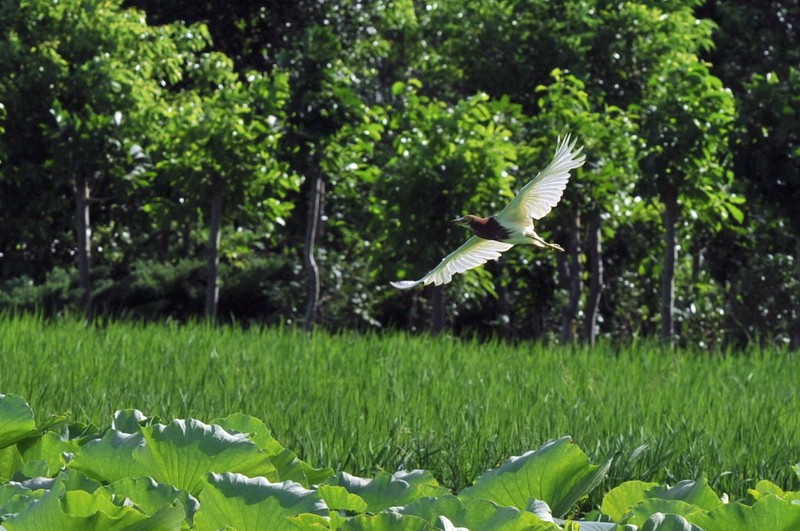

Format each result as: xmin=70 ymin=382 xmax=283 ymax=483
xmin=458 ymin=437 xmax=610 ymax=517
xmin=637 ymin=52 xmax=736 ymax=205
xmin=724 ymin=250 xmax=800 ymax=346
xmin=0 ymin=269 xmax=82 ymax=315
xmin=420 ymin=0 xmax=716 ymax=107
xmin=0 ymin=257 xmax=303 ymax=323
xmin=736 ymin=67 xmax=800 ymax=234
xmin=602 ymin=477 xmax=800 ymax=530
xmin=1 ymin=315 xmax=799 ymax=506
xmin=703 ymin=1 xmax=800 ymax=94
xmin=532 ymin=69 xmax=638 ymax=217
xmin=143 ymin=52 xmax=297 ymax=241
xmin=2 ymin=392 xmax=800 ymax=529
xmin=587 ymin=1 xmax=716 ymax=105
xmin=0 ymin=394 xmax=36 ymax=450
xmin=94 ymin=259 xmax=207 ymax=318
xmin=0 ymin=0 xmax=189 ymax=277
xmin=1 ymin=0 xmax=799 ymax=345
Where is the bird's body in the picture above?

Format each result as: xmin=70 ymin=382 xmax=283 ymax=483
xmin=461 ymin=215 xmax=512 ymax=241
xmin=461 ymin=214 xmax=559 ymax=248
xmin=391 ymin=135 xmax=585 ymax=289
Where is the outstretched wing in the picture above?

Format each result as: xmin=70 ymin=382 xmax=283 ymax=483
xmin=496 ymin=135 xmax=585 ymax=226
xmin=391 ymin=236 xmax=513 ymax=289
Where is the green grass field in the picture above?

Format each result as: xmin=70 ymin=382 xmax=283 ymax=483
xmin=1 ymin=313 xmax=798 ymax=508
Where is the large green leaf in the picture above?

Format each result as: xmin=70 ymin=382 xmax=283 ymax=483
xmin=210 ymin=413 xmax=284 ymax=455
xmin=0 ymin=482 xmax=46 ymax=517
xmin=603 ymin=478 xmax=720 ymax=526
xmin=0 ymin=445 xmax=23 ymax=483
xmin=0 ymin=395 xmax=37 ymax=450
xmin=746 ymin=479 xmax=800 ymax=504
xmin=1 ymin=469 xmax=183 ymax=531
xmin=624 ymin=499 xmax=704 ymax=527
xmin=17 ymin=430 xmax=81 ymax=478
xmin=268 ymin=446 xmax=333 ymax=488
xmin=134 ymin=419 xmax=278 ymax=495
xmin=328 ymin=470 xmax=449 ymax=513
xmin=458 ymin=436 xmax=610 ymax=517
xmin=318 ymin=484 xmax=368 ymax=513
xmin=339 ymin=512 xmax=430 ymax=530
xmin=72 ymin=419 xmax=278 ymax=495
xmin=119 ymin=502 xmax=187 ymax=531
xmin=396 ymin=494 xmax=468 ymax=525
xmin=645 ymin=479 xmax=721 ymax=511
xmin=194 ymin=472 xmax=328 ymax=531
xmin=689 ymin=494 xmax=800 ymax=531
xmin=0 ymin=470 xmax=100 ymax=518
xmin=69 ymin=430 xmax=151 ymax=483
xmin=461 ymin=499 xmax=560 ymax=530
xmin=60 ymin=489 xmax=168 ymax=527
xmin=104 ymin=476 xmax=199 ymax=525
xmin=396 ymin=494 xmax=560 ymax=530
xmin=601 ymin=480 xmax=660 ymax=522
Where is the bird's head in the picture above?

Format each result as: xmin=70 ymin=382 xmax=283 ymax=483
xmin=449 ymin=215 xmax=473 ymax=227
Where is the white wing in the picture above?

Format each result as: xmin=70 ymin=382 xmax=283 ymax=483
xmin=391 ymin=236 xmax=513 ymax=289
xmin=496 ymin=135 xmax=585 ymax=226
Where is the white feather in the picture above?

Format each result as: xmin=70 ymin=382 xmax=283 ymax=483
xmin=390 ymin=236 xmax=513 ymax=289
xmin=496 ymin=135 xmax=585 ymax=226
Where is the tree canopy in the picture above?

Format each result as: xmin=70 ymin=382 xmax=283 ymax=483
xmin=1 ymin=0 xmax=798 ymax=347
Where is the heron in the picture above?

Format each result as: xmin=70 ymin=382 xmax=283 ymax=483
xmin=391 ymin=135 xmax=585 ymax=289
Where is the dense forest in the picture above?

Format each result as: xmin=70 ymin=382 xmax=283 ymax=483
xmin=0 ymin=0 xmax=798 ymax=348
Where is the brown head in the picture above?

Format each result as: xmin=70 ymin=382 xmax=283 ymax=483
xmin=450 ymin=215 xmax=511 ymax=241
xmin=450 ymin=214 xmax=487 ymax=228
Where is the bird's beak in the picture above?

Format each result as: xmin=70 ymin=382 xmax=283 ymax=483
xmin=450 ymin=216 xmax=466 ymax=225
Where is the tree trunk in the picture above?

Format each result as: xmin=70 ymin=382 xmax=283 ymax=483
xmin=661 ymin=186 xmax=679 ymax=346
xmin=303 ymin=167 xmax=324 ymax=333
xmin=74 ymin=172 xmax=92 ymax=321
xmin=792 ymin=234 xmax=800 ymax=350
xmin=182 ymin=220 xmax=193 ymax=258
xmin=496 ymin=273 xmax=511 ymax=340
xmin=795 ymin=233 xmax=800 ymax=283
xmin=205 ymin=173 xmax=223 ymax=321
xmin=558 ymin=211 xmax=582 ymax=343
xmin=430 ymin=284 xmax=445 ymax=334
xmin=582 ymin=210 xmax=603 ymax=347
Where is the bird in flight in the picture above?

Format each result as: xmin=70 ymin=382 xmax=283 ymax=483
xmin=391 ymin=135 xmax=585 ymax=289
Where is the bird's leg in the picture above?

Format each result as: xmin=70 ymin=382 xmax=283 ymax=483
xmin=529 ymin=233 xmax=564 ymax=252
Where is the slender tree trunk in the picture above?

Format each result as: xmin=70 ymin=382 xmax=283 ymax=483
xmin=661 ymin=186 xmax=679 ymax=346
xmin=74 ymin=172 xmax=92 ymax=321
xmin=303 ymin=166 xmax=324 ymax=332
xmin=182 ymin=220 xmax=193 ymax=258
xmin=496 ymin=271 xmax=511 ymax=339
xmin=558 ymin=211 xmax=582 ymax=343
xmin=792 ymin=234 xmax=800 ymax=350
xmin=155 ymin=221 xmax=168 ymax=262
xmin=205 ymin=173 xmax=223 ymax=321
xmin=430 ymin=285 xmax=445 ymax=334
xmin=795 ymin=234 xmax=800 ymax=283
xmin=582 ymin=210 xmax=603 ymax=347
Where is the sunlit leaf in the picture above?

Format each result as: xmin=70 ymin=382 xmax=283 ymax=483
xmin=194 ymin=473 xmax=327 ymax=531
xmin=459 ymin=436 xmax=610 ymax=517
xmin=0 ymin=395 xmax=37 ymax=450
